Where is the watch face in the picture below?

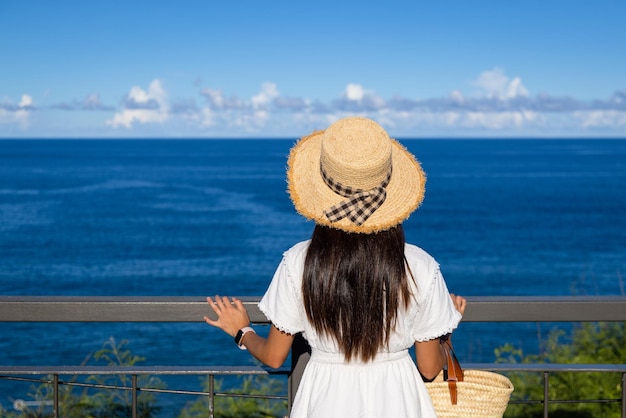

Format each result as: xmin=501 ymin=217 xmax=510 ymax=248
xmin=235 ymin=329 xmax=244 ymax=345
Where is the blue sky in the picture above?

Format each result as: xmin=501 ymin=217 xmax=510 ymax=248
xmin=1 ymin=0 xmax=625 ymax=138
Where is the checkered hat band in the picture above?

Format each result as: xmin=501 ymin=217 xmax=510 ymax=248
xmin=321 ymin=163 xmax=392 ymax=226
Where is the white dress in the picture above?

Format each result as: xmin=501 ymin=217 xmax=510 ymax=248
xmin=258 ymin=240 xmax=462 ymax=418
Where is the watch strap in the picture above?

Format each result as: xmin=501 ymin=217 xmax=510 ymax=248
xmin=234 ymin=326 xmax=255 ymax=350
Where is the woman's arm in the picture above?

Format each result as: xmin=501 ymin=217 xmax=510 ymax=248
xmin=238 ymin=325 xmax=294 ymax=368
xmin=414 ymin=293 xmax=467 ymax=380
xmin=415 ymin=338 xmax=448 ymax=380
xmin=203 ymin=296 xmax=294 ymax=368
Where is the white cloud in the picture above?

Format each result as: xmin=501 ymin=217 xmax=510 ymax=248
xmin=200 ymin=107 xmax=216 ymax=127
xmin=83 ymin=94 xmax=102 ymax=110
xmin=345 ymin=84 xmax=365 ymax=101
xmin=449 ymin=90 xmax=464 ymax=104
xmin=1 ymin=94 xmax=33 ymax=127
xmin=5 ymin=70 xmax=625 ymax=137
xmin=14 ymin=94 xmax=33 ymax=125
xmin=506 ymin=77 xmax=529 ymax=99
xmin=51 ymin=94 xmax=113 ymax=111
xmin=19 ymin=95 xmax=33 ymax=107
xmin=140 ymin=75 xmax=620 ymax=136
xmin=336 ymin=83 xmax=385 ymax=111
xmin=575 ymin=110 xmax=626 ymax=128
xmin=200 ymin=88 xmax=245 ymax=110
xmin=380 ymin=109 xmax=540 ymax=131
xmin=473 ymin=68 xmax=529 ymax=99
xmin=107 ymin=79 xmax=169 ymax=128
xmin=462 ymin=110 xmax=539 ymax=129
xmin=202 ymin=89 xmax=226 ymax=108
xmin=182 ymin=77 xmax=623 ymax=135
xmin=195 ymin=83 xmax=280 ymax=132
xmin=252 ymin=82 xmax=279 ymax=108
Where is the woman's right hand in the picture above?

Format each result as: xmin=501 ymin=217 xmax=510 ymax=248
xmin=204 ymin=296 xmax=251 ymax=338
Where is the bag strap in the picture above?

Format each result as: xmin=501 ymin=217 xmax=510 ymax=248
xmin=441 ymin=339 xmax=464 ymax=405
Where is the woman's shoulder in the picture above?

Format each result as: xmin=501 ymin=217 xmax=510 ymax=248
xmin=280 ymin=239 xmax=311 ymax=268
xmin=283 ymin=239 xmax=310 ymax=256
xmin=404 ymin=243 xmax=437 ymax=265
xmin=404 ymin=243 xmax=439 ymax=279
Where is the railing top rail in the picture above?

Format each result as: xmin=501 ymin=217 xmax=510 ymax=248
xmin=0 ymin=365 xmax=290 ymax=375
xmin=1 ymin=296 xmax=625 ymax=322
xmin=1 ymin=363 xmax=626 ymax=375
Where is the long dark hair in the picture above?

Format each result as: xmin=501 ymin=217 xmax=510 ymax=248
xmin=302 ymin=224 xmax=412 ymax=362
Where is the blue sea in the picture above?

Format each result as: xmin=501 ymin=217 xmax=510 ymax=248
xmin=1 ymin=138 xmax=625 ymax=414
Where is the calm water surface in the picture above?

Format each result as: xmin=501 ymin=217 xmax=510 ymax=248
xmin=1 ymin=138 xmax=625 ymax=413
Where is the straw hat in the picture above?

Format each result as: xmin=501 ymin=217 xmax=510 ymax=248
xmin=287 ymin=117 xmax=426 ymax=233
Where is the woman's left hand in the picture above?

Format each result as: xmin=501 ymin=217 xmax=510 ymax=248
xmin=204 ymin=296 xmax=251 ymax=338
xmin=450 ymin=293 xmax=467 ymax=315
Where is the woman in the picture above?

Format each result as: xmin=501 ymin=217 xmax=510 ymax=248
xmin=205 ymin=117 xmax=466 ymax=417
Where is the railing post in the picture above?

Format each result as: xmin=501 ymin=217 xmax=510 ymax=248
xmin=288 ymin=333 xmax=311 ymax=414
xmin=622 ymin=373 xmax=626 ymax=418
xmin=543 ymin=372 xmax=550 ymax=418
xmin=132 ymin=374 xmax=138 ymax=418
xmin=53 ymin=374 xmax=59 ymax=418
xmin=209 ymin=374 xmax=215 ymax=418
xmin=622 ymin=372 xmax=625 ymax=418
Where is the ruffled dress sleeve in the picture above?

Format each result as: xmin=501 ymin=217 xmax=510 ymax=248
xmin=258 ymin=241 xmax=308 ymax=335
xmin=409 ymin=253 xmax=462 ymax=342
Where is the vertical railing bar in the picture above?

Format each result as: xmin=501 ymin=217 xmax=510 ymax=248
xmin=622 ymin=372 xmax=626 ymax=418
xmin=543 ymin=371 xmax=550 ymax=418
xmin=53 ymin=374 xmax=59 ymax=418
xmin=209 ymin=374 xmax=215 ymax=418
xmin=132 ymin=374 xmax=138 ymax=418
xmin=288 ymin=372 xmax=293 ymax=416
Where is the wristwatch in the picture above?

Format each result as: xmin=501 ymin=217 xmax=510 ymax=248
xmin=234 ymin=327 xmax=255 ymax=350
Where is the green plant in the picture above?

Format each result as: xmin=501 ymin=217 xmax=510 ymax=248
xmin=496 ymin=322 xmax=625 ymax=418
xmin=5 ymin=337 xmax=165 ymax=418
xmin=5 ymin=353 xmax=99 ymax=417
xmin=178 ymin=372 xmax=288 ymax=418
xmin=86 ymin=337 xmax=164 ymax=417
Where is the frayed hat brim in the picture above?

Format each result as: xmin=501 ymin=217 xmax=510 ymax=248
xmin=287 ymin=120 xmax=426 ymax=234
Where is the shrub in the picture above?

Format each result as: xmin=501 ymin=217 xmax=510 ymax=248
xmin=178 ymin=373 xmax=288 ymax=418
xmin=496 ymin=322 xmax=625 ymax=418
xmin=5 ymin=337 xmax=164 ymax=418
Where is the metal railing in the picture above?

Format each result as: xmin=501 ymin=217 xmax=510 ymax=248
xmin=1 ymin=296 xmax=625 ymax=417
xmin=0 ymin=365 xmax=290 ymax=417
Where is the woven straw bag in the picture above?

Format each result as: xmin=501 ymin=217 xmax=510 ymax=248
xmin=425 ymin=340 xmax=514 ymax=417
